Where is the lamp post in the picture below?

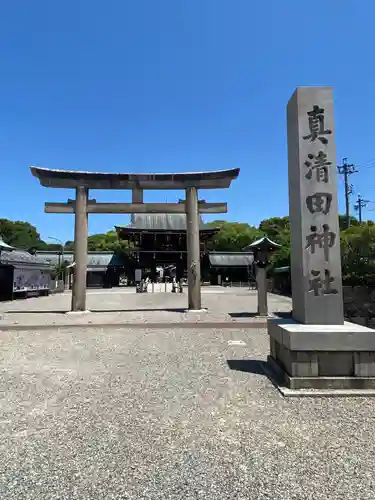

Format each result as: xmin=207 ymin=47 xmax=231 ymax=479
xmin=47 ymin=236 xmax=64 ymax=265
xmin=246 ymin=236 xmax=281 ymax=317
xmin=48 ymin=236 xmax=65 ymax=284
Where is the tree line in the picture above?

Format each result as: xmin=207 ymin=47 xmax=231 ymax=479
xmin=1 ymin=215 xmax=375 ymax=285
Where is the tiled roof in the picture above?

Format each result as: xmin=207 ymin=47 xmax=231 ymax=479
xmin=0 ymin=250 xmax=53 ymax=268
xmin=208 ymin=252 xmax=253 ymax=267
xmin=120 ymin=213 xmax=206 ymax=231
xmin=244 ymin=236 xmax=281 ymax=251
xmin=35 ymin=251 xmax=124 ymax=268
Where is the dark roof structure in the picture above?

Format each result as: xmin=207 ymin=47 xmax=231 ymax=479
xmin=35 ymin=252 xmax=74 ymax=266
xmin=116 ymin=213 xmax=218 ymax=239
xmin=33 ymin=249 xmax=253 ymax=269
xmin=35 ymin=251 xmax=125 ymax=270
xmin=244 ymin=236 xmax=281 ymax=252
xmin=209 ymin=252 xmax=254 ymax=267
xmin=0 ymin=250 xmax=53 ymax=269
xmin=30 ymin=166 xmax=240 ymax=190
xmin=118 ymin=213 xmax=205 ymax=232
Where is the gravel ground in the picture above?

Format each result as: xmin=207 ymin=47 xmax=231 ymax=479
xmin=1 ymin=323 xmax=375 ymax=499
xmin=0 ymin=288 xmax=292 ymax=327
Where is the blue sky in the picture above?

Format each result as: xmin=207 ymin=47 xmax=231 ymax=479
xmin=1 ymin=0 xmax=375 ymax=243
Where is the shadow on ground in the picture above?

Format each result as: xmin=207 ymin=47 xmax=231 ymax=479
xmin=229 ymin=312 xmax=259 ymax=318
xmin=4 ymin=308 xmax=188 ymax=314
xmin=229 ymin=311 xmax=293 ymax=319
xmin=273 ymin=311 xmax=292 ymax=319
xmin=227 ymin=359 xmax=268 ymax=375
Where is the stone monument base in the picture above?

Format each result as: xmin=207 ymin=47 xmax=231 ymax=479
xmin=267 ymin=318 xmax=375 ymax=390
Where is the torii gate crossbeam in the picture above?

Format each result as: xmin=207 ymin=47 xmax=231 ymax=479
xmin=30 ymin=166 xmax=239 ymax=312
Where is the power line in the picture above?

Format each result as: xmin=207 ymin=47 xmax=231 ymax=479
xmin=337 ymin=157 xmax=358 ymax=228
xmin=360 ymin=159 xmax=375 ymax=169
xmin=360 ymin=157 xmax=375 ymax=168
xmin=354 ymin=194 xmax=371 ymax=223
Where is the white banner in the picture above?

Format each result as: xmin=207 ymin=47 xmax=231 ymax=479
xmin=13 ymin=268 xmax=51 ymax=293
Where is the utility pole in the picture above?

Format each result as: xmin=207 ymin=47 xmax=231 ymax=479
xmin=354 ymin=194 xmax=370 ymax=223
xmin=337 ymin=157 xmax=358 ymax=228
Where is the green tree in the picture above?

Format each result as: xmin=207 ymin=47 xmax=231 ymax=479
xmin=63 ymin=230 xmax=134 ymax=252
xmin=52 ymin=261 xmax=69 ymax=280
xmin=87 ymin=230 xmax=129 ymax=251
xmin=0 ymin=218 xmax=47 ymax=250
xmin=258 ymin=216 xmax=291 ymax=270
xmin=269 ymin=230 xmax=291 ymax=270
xmin=64 ymin=240 xmax=74 ymax=251
xmin=339 ymin=214 xmax=359 ymax=231
xmin=259 ymin=216 xmax=290 ymax=241
xmin=340 ymin=223 xmax=375 ymax=286
xmin=258 ymin=214 xmax=367 ymax=273
xmin=205 ymin=220 xmax=263 ymax=251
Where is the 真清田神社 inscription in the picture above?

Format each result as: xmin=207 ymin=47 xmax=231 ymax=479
xmin=306 ymin=192 xmax=332 ymax=214
xmin=303 ymin=104 xmax=332 ymax=144
xmin=305 ymin=151 xmax=332 ymax=182
xmin=305 ymin=223 xmax=336 ymax=262
xmin=302 ymin=105 xmax=338 ymax=297
xmin=287 ymin=87 xmax=343 ymax=324
xmin=309 ymin=268 xmax=338 ymax=297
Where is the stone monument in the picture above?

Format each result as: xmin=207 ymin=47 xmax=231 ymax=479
xmin=267 ymin=87 xmax=375 ymax=391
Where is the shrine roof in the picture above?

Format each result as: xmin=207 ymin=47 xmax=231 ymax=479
xmin=116 ymin=214 xmax=218 ymax=234
xmin=30 ymin=166 xmax=240 ymax=190
xmin=208 ymin=252 xmax=254 ymax=267
xmin=244 ymin=236 xmax=281 ymax=251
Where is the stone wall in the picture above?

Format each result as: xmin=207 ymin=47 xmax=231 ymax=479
xmin=343 ymin=286 xmax=375 ymax=327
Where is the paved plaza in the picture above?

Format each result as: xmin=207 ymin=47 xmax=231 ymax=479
xmin=1 ymin=288 xmax=375 ymax=499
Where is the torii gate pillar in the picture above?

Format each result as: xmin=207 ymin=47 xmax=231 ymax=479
xmin=186 ymin=186 xmax=202 ymax=310
xmin=71 ymin=186 xmax=89 ymax=311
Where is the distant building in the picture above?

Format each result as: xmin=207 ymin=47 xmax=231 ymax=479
xmin=35 ymin=250 xmax=125 ymax=288
xmin=115 ymin=213 xmax=218 ymax=282
xmin=0 ymin=237 xmax=53 ymax=300
xmin=34 ymin=214 xmax=254 ymax=288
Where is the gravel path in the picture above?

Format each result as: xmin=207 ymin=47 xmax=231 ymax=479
xmin=0 ymin=288 xmax=292 ymax=328
xmin=1 ymin=323 xmax=375 ymax=499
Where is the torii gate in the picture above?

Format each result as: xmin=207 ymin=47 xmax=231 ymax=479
xmin=30 ymin=166 xmax=239 ymax=312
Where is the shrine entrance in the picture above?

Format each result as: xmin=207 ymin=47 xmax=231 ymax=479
xmin=31 ymin=167 xmax=239 ymax=311
xmin=115 ymin=211 xmax=218 ymax=293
